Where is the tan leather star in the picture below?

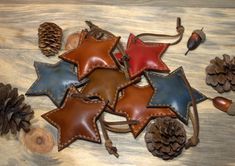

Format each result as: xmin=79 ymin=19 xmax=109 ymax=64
xmin=81 ymin=68 xmax=140 ymax=109
xmin=42 ymin=87 xmax=106 ymax=151
xmin=115 ymin=85 xmax=176 ymax=138
xmin=60 ymin=35 xmax=120 ymax=80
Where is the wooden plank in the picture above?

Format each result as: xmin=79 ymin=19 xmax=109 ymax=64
xmin=0 ymin=4 xmax=235 ymax=166
xmin=0 ymin=0 xmax=235 ymax=8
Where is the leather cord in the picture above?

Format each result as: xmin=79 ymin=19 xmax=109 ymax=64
xmin=133 ymin=17 xmax=185 ymax=46
xmin=99 ymin=114 xmax=119 ymax=158
xmin=182 ymin=72 xmax=200 ymax=149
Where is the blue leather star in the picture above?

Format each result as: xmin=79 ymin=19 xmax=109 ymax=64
xmin=26 ymin=60 xmax=88 ymax=107
xmin=145 ymin=67 xmax=207 ymax=124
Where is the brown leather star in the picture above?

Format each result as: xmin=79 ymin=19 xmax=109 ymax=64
xmin=81 ymin=68 xmax=140 ymax=109
xmin=115 ymin=85 xmax=176 ymax=138
xmin=41 ymin=87 xmax=106 ymax=151
xmin=59 ymin=35 xmax=120 ymax=80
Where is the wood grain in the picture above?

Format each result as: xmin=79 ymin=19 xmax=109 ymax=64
xmin=0 ymin=4 xmax=235 ymax=166
xmin=1 ymin=0 xmax=235 ymax=8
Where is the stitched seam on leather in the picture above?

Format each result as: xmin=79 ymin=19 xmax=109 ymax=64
xmin=60 ymin=37 xmax=119 ymax=79
xmin=26 ymin=61 xmax=78 ymax=106
xmin=128 ymin=44 xmax=170 ymax=78
xmin=43 ymin=94 xmax=106 ymax=149
xmin=116 ymin=85 xmax=175 ymax=137
xmin=146 ymin=67 xmax=206 ymax=123
xmin=81 ymin=70 xmax=140 ymax=109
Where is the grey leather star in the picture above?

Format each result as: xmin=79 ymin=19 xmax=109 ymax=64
xmin=26 ymin=60 xmax=88 ymax=107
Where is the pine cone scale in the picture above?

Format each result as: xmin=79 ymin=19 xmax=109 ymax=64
xmin=145 ymin=117 xmax=186 ymax=160
xmin=0 ymin=83 xmax=34 ymax=135
xmin=206 ymin=54 xmax=235 ymax=93
xmin=38 ymin=22 xmax=62 ymax=57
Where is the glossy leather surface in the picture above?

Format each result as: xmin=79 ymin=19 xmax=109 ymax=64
xmin=26 ymin=60 xmax=88 ymax=107
xmin=81 ymin=68 xmax=140 ymax=109
xmin=115 ymin=85 xmax=176 ymax=138
xmin=115 ymin=33 xmax=170 ymax=79
xmin=145 ymin=67 xmax=207 ymax=124
xmin=60 ymin=35 xmax=120 ymax=80
xmin=42 ymin=87 xmax=106 ymax=151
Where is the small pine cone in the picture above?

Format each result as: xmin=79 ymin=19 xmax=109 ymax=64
xmin=0 ymin=83 xmax=34 ymax=135
xmin=38 ymin=22 xmax=62 ymax=57
xmin=206 ymin=54 xmax=235 ymax=93
xmin=145 ymin=117 xmax=186 ymax=160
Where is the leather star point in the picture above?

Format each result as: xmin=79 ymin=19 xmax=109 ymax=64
xmin=145 ymin=67 xmax=207 ymax=124
xmin=60 ymin=35 xmax=120 ymax=80
xmin=26 ymin=60 xmax=88 ymax=107
xmin=115 ymin=85 xmax=176 ymax=138
xmin=81 ymin=68 xmax=140 ymax=109
xmin=42 ymin=88 xmax=106 ymax=151
xmin=115 ymin=33 xmax=170 ymax=79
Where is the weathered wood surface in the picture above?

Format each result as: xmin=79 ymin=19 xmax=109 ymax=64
xmin=0 ymin=4 xmax=235 ymax=166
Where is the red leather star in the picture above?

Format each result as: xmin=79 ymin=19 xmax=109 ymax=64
xmin=115 ymin=33 xmax=170 ymax=79
xmin=42 ymin=87 xmax=106 ymax=151
xmin=60 ymin=35 xmax=120 ymax=80
xmin=115 ymin=85 xmax=176 ymax=138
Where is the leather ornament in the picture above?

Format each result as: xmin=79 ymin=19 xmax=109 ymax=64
xmin=115 ymin=85 xmax=176 ymax=138
xmin=81 ymin=68 xmax=140 ymax=109
xmin=60 ymin=35 xmax=120 ymax=80
xmin=145 ymin=67 xmax=207 ymax=124
xmin=115 ymin=33 xmax=170 ymax=79
xmin=42 ymin=87 xmax=106 ymax=151
xmin=26 ymin=60 xmax=88 ymax=107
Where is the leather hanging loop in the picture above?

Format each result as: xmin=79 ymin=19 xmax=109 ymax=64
xmin=133 ymin=17 xmax=185 ymax=45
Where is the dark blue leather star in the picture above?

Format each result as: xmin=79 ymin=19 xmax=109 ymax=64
xmin=145 ymin=67 xmax=207 ymax=124
xmin=26 ymin=60 xmax=88 ymax=107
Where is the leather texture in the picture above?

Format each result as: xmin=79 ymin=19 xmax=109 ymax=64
xmin=81 ymin=68 xmax=140 ymax=109
xmin=60 ymin=35 xmax=120 ymax=80
xmin=145 ymin=67 xmax=207 ymax=124
xmin=115 ymin=33 xmax=170 ymax=79
xmin=42 ymin=87 xmax=106 ymax=151
xmin=115 ymin=85 xmax=176 ymax=138
xmin=26 ymin=60 xmax=88 ymax=107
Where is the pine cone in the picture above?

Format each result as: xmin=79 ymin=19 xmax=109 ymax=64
xmin=145 ymin=117 xmax=186 ymax=160
xmin=206 ymin=54 xmax=235 ymax=93
xmin=0 ymin=83 xmax=34 ymax=135
xmin=38 ymin=22 xmax=62 ymax=57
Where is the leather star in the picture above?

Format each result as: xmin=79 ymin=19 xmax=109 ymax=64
xmin=115 ymin=85 xmax=176 ymax=138
xmin=115 ymin=33 xmax=170 ymax=79
xmin=42 ymin=87 xmax=106 ymax=151
xmin=26 ymin=60 xmax=88 ymax=107
xmin=60 ymin=35 xmax=120 ymax=80
xmin=145 ymin=67 xmax=207 ymax=124
xmin=81 ymin=68 xmax=140 ymax=109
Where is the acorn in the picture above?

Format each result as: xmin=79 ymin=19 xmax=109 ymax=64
xmin=185 ymin=28 xmax=206 ymax=55
xmin=212 ymin=96 xmax=235 ymax=116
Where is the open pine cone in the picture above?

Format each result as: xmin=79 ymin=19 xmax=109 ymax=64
xmin=0 ymin=83 xmax=34 ymax=135
xmin=38 ymin=22 xmax=62 ymax=57
xmin=145 ymin=117 xmax=186 ymax=160
xmin=206 ymin=54 xmax=235 ymax=93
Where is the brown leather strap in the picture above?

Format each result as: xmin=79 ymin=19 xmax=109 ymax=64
xmin=182 ymin=73 xmax=200 ymax=149
xmin=99 ymin=114 xmax=119 ymax=158
xmin=133 ymin=17 xmax=184 ymax=46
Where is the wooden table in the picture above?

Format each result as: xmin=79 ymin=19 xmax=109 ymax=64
xmin=0 ymin=1 xmax=235 ymax=166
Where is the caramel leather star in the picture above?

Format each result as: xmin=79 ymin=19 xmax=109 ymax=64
xmin=81 ymin=68 xmax=140 ymax=109
xmin=115 ymin=85 xmax=176 ymax=138
xmin=115 ymin=33 xmax=170 ymax=79
xmin=60 ymin=35 xmax=120 ymax=80
xmin=42 ymin=88 xmax=106 ymax=151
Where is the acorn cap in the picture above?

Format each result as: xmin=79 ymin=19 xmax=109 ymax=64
xmin=227 ymin=103 xmax=235 ymax=116
xmin=193 ymin=29 xmax=206 ymax=43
